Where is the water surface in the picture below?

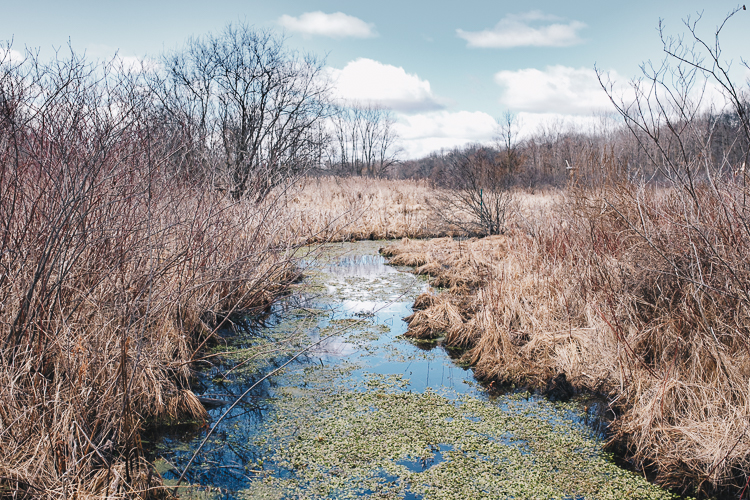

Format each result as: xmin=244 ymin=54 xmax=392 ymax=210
xmin=148 ymin=240 xmax=685 ymax=500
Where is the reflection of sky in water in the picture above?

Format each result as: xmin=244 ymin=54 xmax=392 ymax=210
xmin=311 ymin=294 xmax=475 ymax=396
xmin=147 ymin=241 xmax=614 ymax=499
xmin=325 ymin=254 xmax=401 ymax=277
xmin=147 ymin=241 xmax=452 ymax=496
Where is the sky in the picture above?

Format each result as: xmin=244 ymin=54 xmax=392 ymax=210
xmin=2 ymin=1 xmax=749 ymax=158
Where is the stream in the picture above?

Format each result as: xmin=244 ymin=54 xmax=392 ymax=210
xmin=147 ymin=240 xmax=685 ymax=500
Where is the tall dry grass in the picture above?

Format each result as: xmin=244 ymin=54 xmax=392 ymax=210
xmin=0 ymin=51 xmax=300 ymax=498
xmin=286 ymin=176 xmax=453 ymax=242
xmin=383 ymin=185 xmax=750 ymax=497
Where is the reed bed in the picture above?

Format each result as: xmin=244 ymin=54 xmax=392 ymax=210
xmin=0 ymin=173 xmax=300 ymax=498
xmin=382 ymin=185 xmax=750 ymax=497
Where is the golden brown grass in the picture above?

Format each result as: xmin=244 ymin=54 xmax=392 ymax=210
xmin=0 ymin=64 xmax=302 ymax=496
xmin=382 ymin=184 xmax=750 ymax=497
xmin=285 ymin=176 xmax=454 ymax=242
xmin=0 ymin=178 xmax=301 ymax=498
xmin=0 ymin=168 xmax=447 ymax=496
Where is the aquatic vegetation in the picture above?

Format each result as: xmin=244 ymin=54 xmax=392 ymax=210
xmin=152 ymin=241 xmax=687 ymax=500
xmin=242 ymin=374 xmax=684 ymax=500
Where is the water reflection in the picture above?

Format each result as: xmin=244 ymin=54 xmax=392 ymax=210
xmin=324 ymin=254 xmax=401 ymax=277
xmin=146 ymin=241 xmax=621 ymax=499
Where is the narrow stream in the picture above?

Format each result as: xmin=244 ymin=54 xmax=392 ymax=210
xmin=147 ymin=240 xmax=685 ymax=500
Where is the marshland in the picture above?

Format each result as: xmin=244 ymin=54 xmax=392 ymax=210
xmin=1 ymin=5 xmax=750 ymax=500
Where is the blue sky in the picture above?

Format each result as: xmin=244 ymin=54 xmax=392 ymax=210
xmin=3 ymin=1 xmax=749 ymax=157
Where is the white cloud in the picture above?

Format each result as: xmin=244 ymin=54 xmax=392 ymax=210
xmin=82 ymin=44 xmax=160 ymax=73
xmin=279 ymin=11 xmax=377 ymax=39
xmin=112 ymin=55 xmax=161 ymax=73
xmin=0 ymin=48 xmax=24 ymax=65
xmin=394 ymin=110 xmax=497 ymax=159
xmin=495 ymin=65 xmax=619 ymax=115
xmin=501 ymin=69 xmax=737 ymax=141
xmin=457 ymin=11 xmax=585 ymax=48
xmin=514 ymin=112 xmax=618 ymax=140
xmin=328 ymin=58 xmax=443 ymax=113
xmin=600 ymin=67 xmax=733 ymax=117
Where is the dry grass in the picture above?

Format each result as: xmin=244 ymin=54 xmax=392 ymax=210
xmin=0 ymin=177 xmax=300 ymax=498
xmin=2 ymin=46 xmax=741 ymax=497
xmin=0 ymin=96 xmax=454 ymax=497
xmin=285 ymin=176 xmax=455 ymax=242
xmin=382 ymin=185 xmax=750 ymax=497
xmin=0 ymin=59 xmax=302 ymax=497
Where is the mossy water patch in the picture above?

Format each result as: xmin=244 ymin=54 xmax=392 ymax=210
xmin=151 ymin=241 xmax=688 ymax=499
xmin=241 ymin=373 xmax=687 ymax=500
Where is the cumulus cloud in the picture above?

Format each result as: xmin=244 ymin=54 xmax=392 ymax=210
xmin=394 ymin=110 xmax=497 ymax=158
xmin=457 ymin=11 xmax=585 ymax=48
xmin=500 ymin=67 xmax=736 ymax=141
xmin=0 ymin=48 xmax=24 ymax=65
xmin=279 ymin=11 xmax=377 ymax=39
xmin=514 ymin=112 xmax=620 ymax=140
xmin=81 ymin=44 xmax=160 ymax=73
xmin=494 ymin=65 xmax=619 ymax=115
xmin=327 ymin=58 xmax=443 ymax=113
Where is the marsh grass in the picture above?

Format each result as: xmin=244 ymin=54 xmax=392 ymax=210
xmin=0 ymin=52 xmax=303 ymax=498
xmin=2 ymin=43 xmax=744 ymax=499
xmin=285 ymin=176 xmax=456 ymax=242
xmin=0 ymin=169 xmax=302 ymax=498
xmin=383 ymin=184 xmax=750 ymax=497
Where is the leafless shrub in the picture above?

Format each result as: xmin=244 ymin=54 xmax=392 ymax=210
xmin=587 ymin=7 xmax=750 ymax=493
xmin=0 ymin=45 xmax=300 ymax=498
xmin=433 ymin=146 xmax=516 ymax=236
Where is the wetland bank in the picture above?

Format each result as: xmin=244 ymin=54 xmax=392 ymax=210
xmin=151 ymin=241 xmax=685 ymax=500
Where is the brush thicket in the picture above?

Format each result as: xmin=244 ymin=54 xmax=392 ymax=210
xmin=0 ymin=55 xmax=300 ymax=498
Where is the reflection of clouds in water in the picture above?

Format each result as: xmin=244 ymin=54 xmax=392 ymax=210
xmin=325 ymin=255 xmax=399 ymax=278
xmin=309 ymin=337 xmax=358 ymax=356
xmin=340 ymin=300 xmax=384 ymax=315
xmin=154 ymin=241 xmax=632 ymax=499
xmin=327 ymin=278 xmax=427 ymax=304
xmin=319 ymin=249 xmax=428 ymax=304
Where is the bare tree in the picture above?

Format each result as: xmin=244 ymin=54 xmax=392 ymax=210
xmin=435 ymin=145 xmax=514 ymax=236
xmin=327 ymin=102 xmax=401 ymax=177
xmin=158 ymin=23 xmax=332 ymax=201
xmin=427 ymin=114 xmax=522 ymax=236
xmin=495 ymin=111 xmax=523 ymax=176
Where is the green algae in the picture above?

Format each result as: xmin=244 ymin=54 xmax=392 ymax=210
xmin=240 ymin=372 xmax=687 ymax=500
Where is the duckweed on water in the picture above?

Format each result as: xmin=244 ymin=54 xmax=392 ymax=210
xmin=240 ymin=373 xmax=685 ymax=500
xmin=152 ymin=242 xmax=687 ymax=500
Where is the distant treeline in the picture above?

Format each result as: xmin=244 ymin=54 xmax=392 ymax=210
xmin=387 ymin=107 xmax=750 ymax=189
